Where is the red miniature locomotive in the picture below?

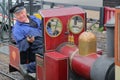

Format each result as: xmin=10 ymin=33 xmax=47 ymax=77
xmin=9 ymin=7 xmax=114 ymax=80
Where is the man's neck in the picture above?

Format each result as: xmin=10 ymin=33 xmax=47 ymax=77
xmin=25 ymin=17 xmax=30 ymax=23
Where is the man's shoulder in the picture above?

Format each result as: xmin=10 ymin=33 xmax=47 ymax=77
xmin=12 ymin=22 xmax=23 ymax=30
xmin=13 ymin=22 xmax=20 ymax=28
xmin=30 ymin=15 xmax=42 ymax=25
xmin=30 ymin=15 xmax=41 ymax=21
xmin=30 ymin=15 xmax=38 ymax=19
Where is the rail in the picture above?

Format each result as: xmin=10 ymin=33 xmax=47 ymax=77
xmin=0 ymin=59 xmax=19 ymax=80
xmin=0 ymin=71 xmax=18 ymax=80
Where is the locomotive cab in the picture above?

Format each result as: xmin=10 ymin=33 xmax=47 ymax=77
xmin=39 ymin=6 xmax=86 ymax=51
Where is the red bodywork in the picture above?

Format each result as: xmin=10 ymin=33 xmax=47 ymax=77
xmin=36 ymin=54 xmax=44 ymax=80
xmin=36 ymin=43 xmax=101 ymax=80
xmin=104 ymin=7 xmax=115 ymax=30
xmin=39 ymin=7 xmax=86 ymax=51
xmin=9 ymin=44 xmax=20 ymax=72
xmin=36 ymin=51 xmax=68 ymax=80
xmin=57 ymin=43 xmax=100 ymax=80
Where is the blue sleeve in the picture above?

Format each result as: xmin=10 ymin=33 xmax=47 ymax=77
xmin=17 ymin=38 xmax=29 ymax=52
xmin=12 ymin=26 xmax=26 ymax=43
xmin=12 ymin=26 xmax=29 ymax=51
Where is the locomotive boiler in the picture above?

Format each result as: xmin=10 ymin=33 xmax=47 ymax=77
xmin=9 ymin=6 xmax=115 ymax=80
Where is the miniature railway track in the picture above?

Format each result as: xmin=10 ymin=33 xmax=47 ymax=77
xmin=0 ymin=59 xmax=19 ymax=80
xmin=0 ymin=70 xmax=17 ymax=80
xmin=0 ymin=52 xmax=24 ymax=80
xmin=0 ymin=61 xmax=18 ymax=80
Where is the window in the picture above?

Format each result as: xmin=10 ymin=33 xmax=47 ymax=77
xmin=46 ymin=18 xmax=62 ymax=37
xmin=68 ymin=15 xmax=84 ymax=34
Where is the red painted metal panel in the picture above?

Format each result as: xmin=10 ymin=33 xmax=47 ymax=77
xmin=72 ymin=53 xmax=100 ymax=79
xmin=9 ymin=45 xmax=20 ymax=70
xmin=39 ymin=7 xmax=85 ymax=51
xmin=104 ymin=7 xmax=115 ymax=30
xmin=44 ymin=51 xmax=68 ymax=80
xmin=36 ymin=54 xmax=44 ymax=80
xmin=57 ymin=43 xmax=100 ymax=79
xmin=44 ymin=16 xmax=70 ymax=51
xmin=39 ymin=7 xmax=85 ymax=18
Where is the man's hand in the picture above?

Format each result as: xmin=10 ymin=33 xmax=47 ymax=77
xmin=27 ymin=36 xmax=35 ymax=43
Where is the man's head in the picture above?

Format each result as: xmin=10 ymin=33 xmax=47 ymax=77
xmin=9 ymin=2 xmax=28 ymax=23
xmin=9 ymin=2 xmax=25 ymax=14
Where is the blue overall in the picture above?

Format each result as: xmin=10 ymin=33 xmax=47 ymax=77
xmin=12 ymin=16 xmax=43 ymax=73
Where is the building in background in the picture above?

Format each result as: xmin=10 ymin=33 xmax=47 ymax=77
xmin=103 ymin=0 xmax=120 ymax=7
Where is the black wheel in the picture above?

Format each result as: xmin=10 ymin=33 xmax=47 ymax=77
xmin=105 ymin=63 xmax=115 ymax=80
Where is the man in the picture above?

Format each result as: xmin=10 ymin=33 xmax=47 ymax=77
xmin=9 ymin=2 xmax=44 ymax=76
